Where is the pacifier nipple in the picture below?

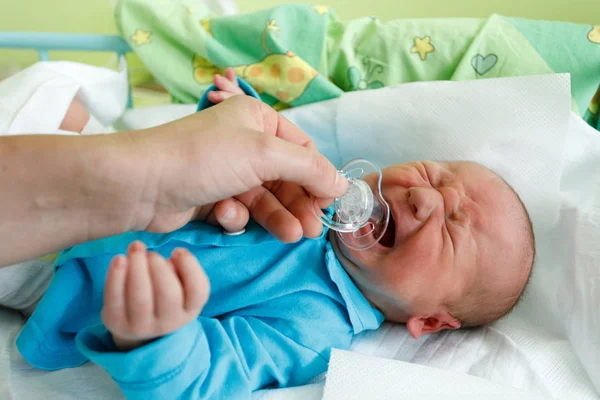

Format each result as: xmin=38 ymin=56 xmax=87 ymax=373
xmin=313 ymin=158 xmax=391 ymax=251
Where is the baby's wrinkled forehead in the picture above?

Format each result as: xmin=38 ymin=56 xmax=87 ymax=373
xmin=458 ymin=162 xmax=527 ymax=248
xmin=422 ymin=161 xmax=532 ymax=306
xmin=443 ymin=160 xmax=520 ymax=245
xmin=443 ymin=161 xmax=509 ymax=202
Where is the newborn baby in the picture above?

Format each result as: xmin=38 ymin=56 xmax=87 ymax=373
xmin=16 ymin=71 xmax=535 ymax=399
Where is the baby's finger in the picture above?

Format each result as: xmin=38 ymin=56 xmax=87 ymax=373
xmin=206 ymin=198 xmax=249 ymax=233
xmin=147 ymin=252 xmax=183 ymax=322
xmin=125 ymin=241 xmax=154 ymax=332
xmin=224 ymin=67 xmax=237 ymax=83
xmin=102 ymin=255 xmax=127 ymax=329
xmin=171 ymin=248 xmax=210 ymax=314
xmin=207 ymin=90 xmax=237 ymax=104
xmin=236 ymin=186 xmax=303 ymax=243
xmin=214 ymin=74 xmax=243 ymax=94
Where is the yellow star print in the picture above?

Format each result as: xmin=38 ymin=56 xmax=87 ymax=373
xmin=589 ymin=25 xmax=600 ymax=44
xmin=411 ymin=36 xmax=435 ymax=61
xmin=266 ymin=19 xmax=280 ymax=33
xmin=201 ymin=18 xmax=213 ymax=36
xmin=187 ymin=7 xmax=194 ymax=14
xmin=312 ymin=5 xmax=329 ymax=15
xmin=130 ymin=29 xmax=151 ymax=46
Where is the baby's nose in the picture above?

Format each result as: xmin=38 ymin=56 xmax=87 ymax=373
xmin=407 ymin=187 xmax=443 ymax=221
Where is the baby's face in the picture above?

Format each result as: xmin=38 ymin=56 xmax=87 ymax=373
xmin=331 ymin=161 xmax=521 ymax=336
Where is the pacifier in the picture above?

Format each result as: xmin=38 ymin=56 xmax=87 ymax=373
xmin=313 ymin=159 xmax=391 ymax=250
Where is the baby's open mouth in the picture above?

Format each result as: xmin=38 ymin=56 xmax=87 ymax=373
xmin=378 ymin=212 xmax=395 ymax=248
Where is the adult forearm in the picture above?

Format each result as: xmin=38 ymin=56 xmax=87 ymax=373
xmin=0 ymin=133 xmax=148 ymax=266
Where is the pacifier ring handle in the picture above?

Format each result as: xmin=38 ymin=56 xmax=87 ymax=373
xmin=352 ymin=222 xmax=375 ymax=239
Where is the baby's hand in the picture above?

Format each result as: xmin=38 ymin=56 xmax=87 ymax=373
xmin=101 ymin=241 xmax=209 ymax=351
xmin=206 ymin=67 xmax=245 ymax=104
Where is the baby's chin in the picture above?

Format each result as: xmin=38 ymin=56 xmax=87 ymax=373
xmin=328 ymin=230 xmax=370 ymax=273
xmin=328 ymin=221 xmax=395 ymax=266
xmin=328 ymin=230 xmax=354 ymax=263
xmin=329 ymin=231 xmax=411 ymax=322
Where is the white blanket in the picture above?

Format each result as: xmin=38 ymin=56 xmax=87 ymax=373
xmin=1 ymin=66 xmax=598 ymax=399
xmin=0 ymin=60 xmax=127 ymax=134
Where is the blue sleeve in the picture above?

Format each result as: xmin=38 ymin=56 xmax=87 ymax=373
xmin=196 ymin=77 xmax=260 ymax=112
xmin=75 ymin=294 xmax=353 ymax=399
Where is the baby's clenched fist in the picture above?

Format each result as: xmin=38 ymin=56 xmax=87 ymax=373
xmin=101 ymin=241 xmax=209 ymax=351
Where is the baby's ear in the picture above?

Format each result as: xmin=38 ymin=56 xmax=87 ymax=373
xmin=406 ymin=313 xmax=461 ymax=339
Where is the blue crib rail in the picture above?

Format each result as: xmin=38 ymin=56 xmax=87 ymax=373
xmin=0 ymin=32 xmax=134 ymax=108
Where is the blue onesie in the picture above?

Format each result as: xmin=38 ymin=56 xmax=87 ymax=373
xmin=16 ymin=79 xmax=384 ymax=399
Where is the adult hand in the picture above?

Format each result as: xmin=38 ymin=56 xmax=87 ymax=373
xmin=0 ymin=96 xmax=346 ymax=267
xmin=127 ymin=96 xmax=347 ymax=242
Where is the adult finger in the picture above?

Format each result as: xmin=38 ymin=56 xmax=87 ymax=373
xmin=235 ymin=186 xmax=303 ymax=242
xmin=263 ymin=181 xmax=323 ymax=238
xmin=205 ymin=198 xmax=249 ymax=233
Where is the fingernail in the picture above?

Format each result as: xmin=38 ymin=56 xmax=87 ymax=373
xmin=128 ymin=241 xmax=145 ymax=252
xmin=113 ymin=255 xmax=125 ymax=267
xmin=222 ymin=206 xmax=237 ymax=221
xmin=334 ymin=172 xmax=348 ymax=195
xmin=172 ymin=248 xmax=184 ymax=259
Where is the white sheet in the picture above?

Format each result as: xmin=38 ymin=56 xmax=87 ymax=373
xmin=2 ymin=74 xmax=599 ymax=400
xmin=323 ymin=350 xmax=553 ymax=400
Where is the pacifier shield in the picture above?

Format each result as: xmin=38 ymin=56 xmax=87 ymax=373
xmin=313 ymin=158 xmax=390 ymax=250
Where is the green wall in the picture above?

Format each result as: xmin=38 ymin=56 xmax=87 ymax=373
xmin=239 ymin=0 xmax=599 ymax=23
xmin=0 ymin=1 xmax=119 ymax=69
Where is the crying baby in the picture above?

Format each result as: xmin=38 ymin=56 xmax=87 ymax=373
xmin=15 ymin=70 xmax=535 ymax=400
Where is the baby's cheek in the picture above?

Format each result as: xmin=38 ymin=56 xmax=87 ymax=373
xmin=402 ymin=236 xmax=444 ymax=280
